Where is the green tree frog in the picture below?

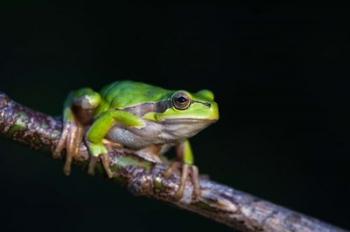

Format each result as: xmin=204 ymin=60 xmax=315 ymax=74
xmin=53 ymin=80 xmax=219 ymax=199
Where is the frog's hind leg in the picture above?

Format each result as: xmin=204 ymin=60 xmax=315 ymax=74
xmin=53 ymin=88 xmax=101 ymax=176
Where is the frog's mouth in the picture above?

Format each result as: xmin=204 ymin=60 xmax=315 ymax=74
xmin=162 ymin=118 xmax=218 ymax=125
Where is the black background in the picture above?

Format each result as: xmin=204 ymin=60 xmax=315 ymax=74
xmin=0 ymin=2 xmax=349 ymax=232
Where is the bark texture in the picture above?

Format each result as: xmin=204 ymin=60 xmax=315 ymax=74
xmin=0 ymin=92 xmax=347 ymax=232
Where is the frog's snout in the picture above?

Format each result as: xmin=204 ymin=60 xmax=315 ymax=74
xmin=209 ymin=101 xmax=219 ymax=121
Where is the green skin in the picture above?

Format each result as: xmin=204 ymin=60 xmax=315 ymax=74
xmin=54 ymin=80 xmax=219 ymax=199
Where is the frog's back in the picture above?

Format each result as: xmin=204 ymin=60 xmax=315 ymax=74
xmin=100 ymin=80 xmax=172 ymax=109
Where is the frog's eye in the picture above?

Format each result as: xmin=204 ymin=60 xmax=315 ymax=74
xmin=172 ymin=91 xmax=191 ymax=110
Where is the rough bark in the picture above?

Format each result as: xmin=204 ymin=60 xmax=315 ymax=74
xmin=0 ymin=91 xmax=347 ymax=232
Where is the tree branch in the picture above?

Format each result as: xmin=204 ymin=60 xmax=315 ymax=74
xmin=0 ymin=91 xmax=347 ymax=232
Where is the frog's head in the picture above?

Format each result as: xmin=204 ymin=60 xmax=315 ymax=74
xmin=143 ymin=89 xmax=219 ymax=139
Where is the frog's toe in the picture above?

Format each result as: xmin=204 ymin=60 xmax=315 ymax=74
xmin=163 ymin=161 xmax=182 ymax=178
xmin=103 ymin=139 xmax=123 ymax=150
xmin=100 ymin=154 xmax=114 ymax=178
xmin=87 ymin=154 xmax=114 ymax=178
xmin=190 ymin=165 xmax=201 ymax=201
xmin=53 ymin=122 xmax=70 ymax=159
xmin=88 ymin=155 xmax=98 ymax=176
xmin=174 ymin=163 xmax=189 ymax=200
xmin=53 ymin=121 xmax=84 ymax=176
xmin=163 ymin=162 xmax=201 ymax=201
xmin=63 ymin=123 xmax=77 ymax=176
xmin=86 ymin=141 xmax=114 ymax=178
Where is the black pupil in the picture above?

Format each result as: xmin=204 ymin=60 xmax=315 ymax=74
xmin=176 ymin=96 xmax=187 ymax=103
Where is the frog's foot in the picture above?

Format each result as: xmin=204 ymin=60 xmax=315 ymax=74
xmin=53 ymin=121 xmax=84 ymax=176
xmin=164 ymin=162 xmax=201 ymax=201
xmin=86 ymin=142 xmax=114 ymax=178
xmin=87 ymin=154 xmax=114 ymax=178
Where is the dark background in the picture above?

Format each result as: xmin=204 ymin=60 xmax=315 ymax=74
xmin=0 ymin=2 xmax=349 ymax=232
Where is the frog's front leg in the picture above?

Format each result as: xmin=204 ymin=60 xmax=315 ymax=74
xmin=53 ymin=88 xmax=101 ymax=175
xmin=85 ymin=110 xmax=145 ymax=178
xmin=164 ymin=139 xmax=201 ymax=201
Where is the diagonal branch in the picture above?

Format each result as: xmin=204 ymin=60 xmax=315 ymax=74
xmin=0 ymin=91 xmax=347 ymax=232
